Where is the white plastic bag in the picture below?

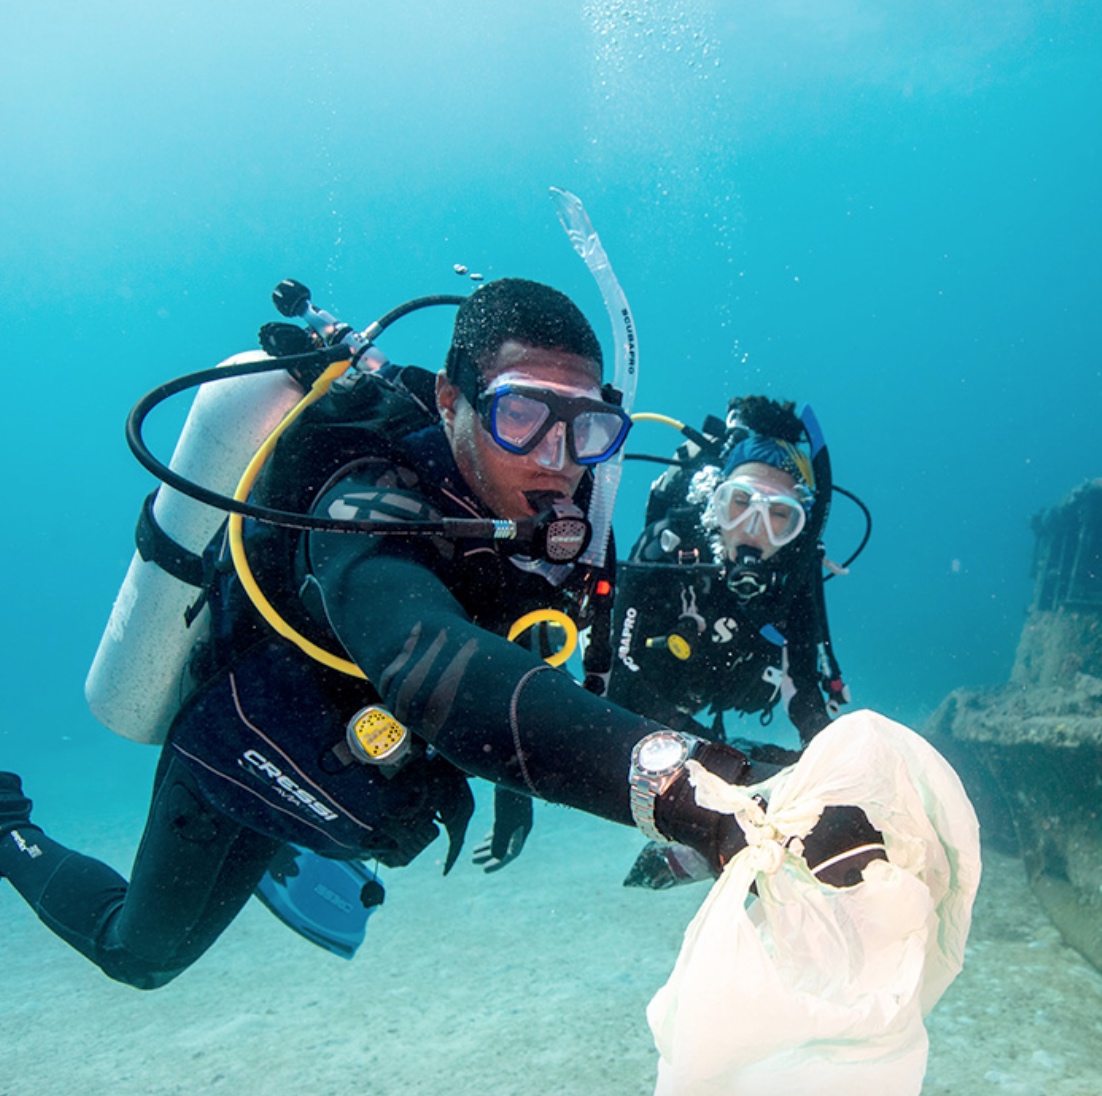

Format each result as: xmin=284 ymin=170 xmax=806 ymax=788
xmin=648 ymin=709 xmax=982 ymax=1096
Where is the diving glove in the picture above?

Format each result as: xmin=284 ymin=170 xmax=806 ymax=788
xmin=472 ymin=787 xmax=533 ymax=873
xmin=623 ymin=841 xmax=713 ymax=889
xmin=0 ymin=772 xmax=34 ymax=838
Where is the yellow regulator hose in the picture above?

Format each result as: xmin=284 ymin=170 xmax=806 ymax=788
xmin=228 ymin=359 xmax=367 ymax=679
xmin=630 ymin=411 xmax=685 ymax=431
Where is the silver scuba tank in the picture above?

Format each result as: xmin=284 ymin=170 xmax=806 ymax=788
xmin=85 ymin=353 xmax=305 ymax=744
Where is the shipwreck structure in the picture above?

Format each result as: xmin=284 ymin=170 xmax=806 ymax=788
xmin=926 ymin=479 xmax=1102 ymax=971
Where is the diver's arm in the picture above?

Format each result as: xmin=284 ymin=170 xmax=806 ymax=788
xmin=308 ymin=542 xmax=653 ymax=826
xmin=782 ymin=606 xmax=834 ymax=745
xmin=309 ymin=538 xmax=887 ymax=878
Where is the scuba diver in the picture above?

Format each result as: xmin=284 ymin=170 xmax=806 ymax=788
xmin=0 ymin=263 xmax=884 ymax=988
xmin=606 ymin=395 xmax=867 ymax=888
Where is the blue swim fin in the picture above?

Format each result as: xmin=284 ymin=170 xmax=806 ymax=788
xmin=255 ymin=844 xmax=384 ymax=960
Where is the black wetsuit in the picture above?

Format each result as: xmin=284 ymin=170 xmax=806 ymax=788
xmin=605 ymin=510 xmax=833 ymax=749
xmin=0 ymin=419 xmax=665 ymax=989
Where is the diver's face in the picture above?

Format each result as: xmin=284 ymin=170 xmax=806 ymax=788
xmin=438 ymin=339 xmax=602 ymax=520
xmin=716 ymin=462 xmax=803 ymax=561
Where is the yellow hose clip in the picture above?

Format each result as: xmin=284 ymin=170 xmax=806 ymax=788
xmin=506 ymin=608 xmax=579 ymax=668
xmin=666 ymin=633 xmax=693 ymax=661
xmin=645 ymin=633 xmax=693 ymax=661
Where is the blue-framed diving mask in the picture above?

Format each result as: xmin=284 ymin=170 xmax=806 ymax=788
xmin=454 ymin=353 xmax=631 ymax=466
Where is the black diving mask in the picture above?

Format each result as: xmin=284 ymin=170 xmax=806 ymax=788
xmin=477 ymin=383 xmax=631 ymax=465
xmin=454 ymin=354 xmax=631 ymax=466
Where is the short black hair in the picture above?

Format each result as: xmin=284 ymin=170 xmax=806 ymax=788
xmin=444 ymin=278 xmax=603 ymax=381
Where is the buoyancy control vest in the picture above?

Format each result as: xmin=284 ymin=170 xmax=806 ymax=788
xmin=155 ymin=360 xmax=612 ymax=869
xmin=223 ymin=362 xmax=444 ymax=664
xmin=164 ymin=361 xmax=617 ymax=865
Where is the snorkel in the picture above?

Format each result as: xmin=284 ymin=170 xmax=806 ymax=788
xmin=550 ymin=187 xmax=638 ymax=569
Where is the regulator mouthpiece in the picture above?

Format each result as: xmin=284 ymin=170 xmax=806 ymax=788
xmin=726 ymin=545 xmax=770 ymax=602
xmin=521 ymin=493 xmax=593 ymax=564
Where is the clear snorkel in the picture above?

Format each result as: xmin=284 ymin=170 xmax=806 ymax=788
xmin=549 ymin=187 xmax=638 ymax=569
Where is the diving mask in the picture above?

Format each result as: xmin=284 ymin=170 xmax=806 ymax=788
xmin=712 ymin=475 xmax=810 ymax=549
xmin=458 ymin=365 xmax=631 ymax=467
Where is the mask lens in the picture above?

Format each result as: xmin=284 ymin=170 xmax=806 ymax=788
xmin=490 ymin=391 xmax=551 ymax=451
xmin=481 ymin=383 xmax=630 ymax=464
xmin=766 ymin=501 xmax=802 ymax=542
xmin=723 ymin=486 xmax=754 ymax=519
xmin=572 ymin=409 xmax=629 ymax=463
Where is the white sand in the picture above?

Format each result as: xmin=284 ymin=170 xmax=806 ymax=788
xmin=3 ymin=776 xmax=1102 ymax=1096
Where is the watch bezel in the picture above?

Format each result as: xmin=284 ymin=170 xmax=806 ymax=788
xmin=632 ymin=730 xmax=692 ymax=778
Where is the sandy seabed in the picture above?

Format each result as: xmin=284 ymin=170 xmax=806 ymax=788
xmin=3 ymin=769 xmax=1102 ymax=1096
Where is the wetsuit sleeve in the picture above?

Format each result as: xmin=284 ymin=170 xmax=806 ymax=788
xmin=786 ymin=683 xmax=831 ymax=743
xmin=783 ymin=618 xmax=832 ymax=744
xmin=307 ymin=527 xmax=662 ymax=829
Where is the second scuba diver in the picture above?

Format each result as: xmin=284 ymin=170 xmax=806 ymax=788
xmin=0 ymin=280 xmax=883 ymax=988
xmin=606 ymin=395 xmax=867 ymax=888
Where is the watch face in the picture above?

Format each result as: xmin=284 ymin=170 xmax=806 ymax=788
xmin=638 ymin=732 xmax=690 ymax=775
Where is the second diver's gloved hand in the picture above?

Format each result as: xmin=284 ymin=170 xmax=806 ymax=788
xmin=650 ymin=737 xmax=888 ymax=888
xmin=472 ymin=787 xmax=534 ymax=873
xmin=650 ymin=738 xmax=755 ymax=875
xmin=1 ymin=772 xmax=35 ymax=838
xmin=623 ymin=841 xmax=714 ymax=889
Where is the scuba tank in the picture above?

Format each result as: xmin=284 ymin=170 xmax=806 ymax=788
xmin=85 ymin=355 xmax=306 ymax=744
xmin=84 ymin=278 xmax=414 ymax=745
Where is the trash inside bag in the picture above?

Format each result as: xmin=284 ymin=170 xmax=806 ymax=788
xmin=648 ymin=709 xmax=982 ymax=1096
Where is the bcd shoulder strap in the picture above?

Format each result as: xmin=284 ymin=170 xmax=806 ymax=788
xmin=253 ymin=364 xmax=440 ymax=514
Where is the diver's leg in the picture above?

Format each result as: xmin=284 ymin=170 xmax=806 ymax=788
xmin=0 ymin=759 xmax=280 ymax=990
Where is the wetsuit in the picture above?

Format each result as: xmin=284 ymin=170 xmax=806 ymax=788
xmin=302 ymin=422 xmax=659 ymax=824
xmin=0 ymin=416 xmax=657 ymax=989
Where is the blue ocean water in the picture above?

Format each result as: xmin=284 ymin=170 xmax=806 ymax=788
xmin=1 ymin=3 xmax=1100 ymax=1092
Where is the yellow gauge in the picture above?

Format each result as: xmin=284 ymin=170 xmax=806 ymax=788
xmin=347 ymin=705 xmax=410 ymax=765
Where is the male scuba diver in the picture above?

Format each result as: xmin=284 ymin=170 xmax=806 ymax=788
xmin=606 ymin=395 xmax=864 ymax=888
xmin=0 ymin=282 xmax=881 ymax=989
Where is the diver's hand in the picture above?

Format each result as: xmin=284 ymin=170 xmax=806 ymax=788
xmin=472 ymin=788 xmax=533 ymax=873
xmin=623 ymin=841 xmax=714 ymax=889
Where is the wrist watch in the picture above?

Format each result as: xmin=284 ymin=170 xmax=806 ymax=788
xmin=628 ymin=730 xmax=700 ymax=843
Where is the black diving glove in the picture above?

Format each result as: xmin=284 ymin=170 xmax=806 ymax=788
xmin=472 ymin=787 xmax=534 ymax=873
xmin=0 ymin=772 xmax=35 ymax=838
xmin=623 ymin=841 xmax=714 ymax=889
xmin=653 ymin=744 xmax=887 ymax=888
